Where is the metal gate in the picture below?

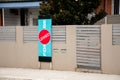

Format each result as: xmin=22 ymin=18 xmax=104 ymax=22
xmin=76 ymin=25 xmax=101 ymax=70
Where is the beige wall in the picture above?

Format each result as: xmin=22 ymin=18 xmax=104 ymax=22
xmin=0 ymin=25 xmax=120 ymax=74
xmin=101 ymin=24 xmax=120 ymax=74
xmin=0 ymin=26 xmax=76 ymax=71
xmin=52 ymin=25 xmax=76 ymax=71
xmin=0 ymin=26 xmax=39 ymax=68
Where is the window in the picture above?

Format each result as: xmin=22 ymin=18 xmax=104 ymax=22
xmin=0 ymin=9 xmax=2 ymax=26
xmin=114 ymin=0 xmax=119 ymax=14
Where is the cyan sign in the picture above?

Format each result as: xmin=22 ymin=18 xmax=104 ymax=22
xmin=38 ymin=16 xmax=52 ymax=62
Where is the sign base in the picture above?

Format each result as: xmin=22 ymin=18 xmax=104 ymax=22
xmin=39 ymin=56 xmax=52 ymax=62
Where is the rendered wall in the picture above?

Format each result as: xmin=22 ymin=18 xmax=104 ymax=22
xmin=101 ymin=24 xmax=120 ymax=74
xmin=0 ymin=26 xmax=39 ymax=68
xmin=0 ymin=25 xmax=120 ymax=74
xmin=0 ymin=26 xmax=76 ymax=71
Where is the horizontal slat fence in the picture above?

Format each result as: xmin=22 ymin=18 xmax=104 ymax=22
xmin=76 ymin=25 xmax=101 ymax=70
xmin=0 ymin=26 xmax=16 ymax=41
xmin=23 ymin=26 xmax=38 ymax=43
xmin=23 ymin=26 xmax=66 ymax=43
xmin=52 ymin=26 xmax=66 ymax=43
xmin=112 ymin=24 xmax=120 ymax=45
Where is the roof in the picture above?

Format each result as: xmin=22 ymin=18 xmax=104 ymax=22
xmin=0 ymin=1 xmax=41 ymax=8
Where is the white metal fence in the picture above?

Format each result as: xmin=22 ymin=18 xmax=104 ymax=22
xmin=52 ymin=26 xmax=66 ymax=43
xmin=0 ymin=26 xmax=16 ymax=41
xmin=76 ymin=25 xmax=101 ymax=70
xmin=0 ymin=26 xmax=66 ymax=43
xmin=23 ymin=26 xmax=66 ymax=43
xmin=23 ymin=26 xmax=38 ymax=43
xmin=112 ymin=24 xmax=120 ymax=45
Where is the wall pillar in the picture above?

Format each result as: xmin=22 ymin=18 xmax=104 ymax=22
xmin=101 ymin=24 xmax=120 ymax=75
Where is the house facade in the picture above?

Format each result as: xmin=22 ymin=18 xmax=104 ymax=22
xmin=0 ymin=0 xmax=41 ymax=26
xmin=97 ymin=0 xmax=120 ymax=15
xmin=0 ymin=0 xmax=120 ymax=26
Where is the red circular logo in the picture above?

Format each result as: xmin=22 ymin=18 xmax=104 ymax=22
xmin=39 ymin=30 xmax=50 ymax=44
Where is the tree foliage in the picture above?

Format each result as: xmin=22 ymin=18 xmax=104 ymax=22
xmin=39 ymin=0 xmax=106 ymax=25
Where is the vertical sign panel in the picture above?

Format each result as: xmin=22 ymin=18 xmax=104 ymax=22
xmin=38 ymin=16 xmax=52 ymax=62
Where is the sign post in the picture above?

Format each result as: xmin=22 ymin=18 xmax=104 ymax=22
xmin=38 ymin=16 xmax=52 ymax=62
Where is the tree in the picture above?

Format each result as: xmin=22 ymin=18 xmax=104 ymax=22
xmin=39 ymin=0 xmax=105 ymax=25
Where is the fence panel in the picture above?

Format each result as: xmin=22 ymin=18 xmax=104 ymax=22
xmin=112 ymin=24 xmax=120 ymax=45
xmin=23 ymin=26 xmax=38 ymax=43
xmin=52 ymin=26 xmax=66 ymax=43
xmin=0 ymin=26 xmax=16 ymax=41
xmin=23 ymin=26 xmax=66 ymax=43
xmin=76 ymin=25 xmax=101 ymax=70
